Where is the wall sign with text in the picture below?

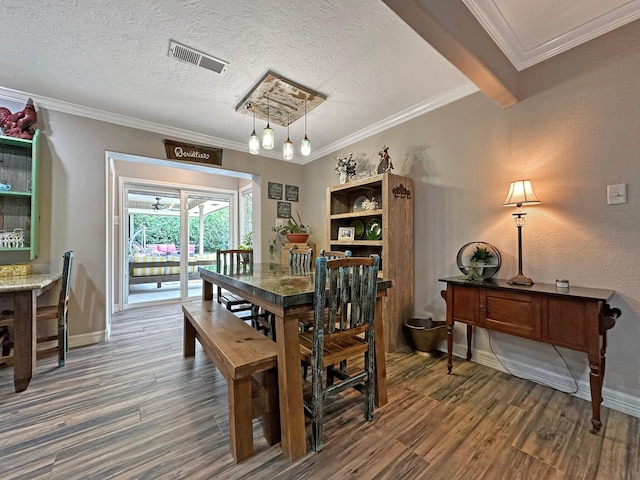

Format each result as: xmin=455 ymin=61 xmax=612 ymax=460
xmin=268 ymin=182 xmax=283 ymax=200
xmin=277 ymin=201 xmax=292 ymax=218
xmin=285 ymin=185 xmax=299 ymax=202
xmin=163 ymin=139 xmax=222 ymax=166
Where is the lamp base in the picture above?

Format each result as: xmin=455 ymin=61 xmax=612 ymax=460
xmin=508 ymin=273 xmax=534 ymax=286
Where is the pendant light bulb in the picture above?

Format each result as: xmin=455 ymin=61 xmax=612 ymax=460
xmin=249 ymin=105 xmax=260 ymax=155
xmin=300 ymin=99 xmax=311 ymax=156
xmin=262 ymin=95 xmax=274 ymax=150
xmin=283 ymin=113 xmax=294 ymax=161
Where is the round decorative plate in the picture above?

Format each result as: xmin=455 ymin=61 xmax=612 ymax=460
xmin=456 ymin=241 xmax=501 ymax=279
xmin=350 ymin=219 xmax=365 ymax=239
xmin=352 ymin=195 xmax=369 ymax=212
xmin=366 ymin=217 xmax=382 ymax=240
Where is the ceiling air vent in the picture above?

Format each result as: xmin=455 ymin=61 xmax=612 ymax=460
xmin=168 ymin=40 xmax=228 ymax=74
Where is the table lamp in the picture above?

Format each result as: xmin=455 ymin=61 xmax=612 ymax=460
xmin=502 ymin=179 xmax=540 ymax=285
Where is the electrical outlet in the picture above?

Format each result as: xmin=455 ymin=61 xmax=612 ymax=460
xmin=607 ymin=184 xmax=627 ymax=205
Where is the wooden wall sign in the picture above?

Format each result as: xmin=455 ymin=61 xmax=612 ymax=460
xmin=163 ymin=139 xmax=222 ymax=166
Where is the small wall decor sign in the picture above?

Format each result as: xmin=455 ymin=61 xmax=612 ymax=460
xmin=164 ymin=139 xmax=222 ymax=166
xmin=285 ymin=185 xmax=299 ymax=202
xmin=268 ymin=182 xmax=283 ymax=200
xmin=277 ymin=201 xmax=292 ymax=218
xmin=392 ymin=184 xmax=412 ymax=199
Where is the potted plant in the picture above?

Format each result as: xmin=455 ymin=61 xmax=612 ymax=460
xmin=269 ymin=213 xmax=310 ymax=254
xmin=469 ymin=245 xmax=494 ymax=265
xmin=465 ymin=245 xmax=495 ymax=282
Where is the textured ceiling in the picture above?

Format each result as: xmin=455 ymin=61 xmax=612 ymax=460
xmin=1 ymin=1 xmax=638 ymax=164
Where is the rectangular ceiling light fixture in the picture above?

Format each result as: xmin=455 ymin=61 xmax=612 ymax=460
xmin=235 ymin=71 xmax=326 ymax=126
xmin=168 ymin=40 xmax=228 ymax=74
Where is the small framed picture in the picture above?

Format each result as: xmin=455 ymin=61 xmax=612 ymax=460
xmin=338 ymin=226 xmax=355 ymax=241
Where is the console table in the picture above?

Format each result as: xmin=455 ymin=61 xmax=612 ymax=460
xmin=439 ymin=276 xmax=621 ymax=433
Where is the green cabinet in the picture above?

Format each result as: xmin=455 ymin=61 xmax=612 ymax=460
xmin=0 ymin=129 xmax=39 ymax=259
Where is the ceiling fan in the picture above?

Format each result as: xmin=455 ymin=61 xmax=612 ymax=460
xmin=152 ymin=197 xmax=165 ymax=210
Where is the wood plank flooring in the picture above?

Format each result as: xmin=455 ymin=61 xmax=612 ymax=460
xmin=1 ymin=303 xmax=638 ymax=479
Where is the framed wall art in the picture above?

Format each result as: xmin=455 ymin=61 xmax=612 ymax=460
xmin=277 ymin=201 xmax=292 ymax=218
xmin=285 ymin=184 xmax=299 ymax=202
xmin=338 ymin=226 xmax=355 ymax=241
xmin=268 ymin=182 xmax=283 ymax=200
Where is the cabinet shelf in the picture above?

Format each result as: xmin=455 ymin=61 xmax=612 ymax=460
xmin=329 ymin=209 xmax=383 ymax=220
xmin=0 ymin=190 xmax=32 ymax=197
xmin=0 ymin=130 xmax=39 ymax=260
xmin=327 ymin=172 xmax=413 ymax=352
xmin=329 ymin=240 xmax=384 ymax=247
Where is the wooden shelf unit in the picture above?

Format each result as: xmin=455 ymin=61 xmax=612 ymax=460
xmin=327 ymin=172 xmax=414 ymax=351
xmin=0 ymin=130 xmax=40 ymax=259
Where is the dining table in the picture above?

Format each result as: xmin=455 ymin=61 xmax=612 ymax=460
xmin=0 ymin=273 xmax=61 ymax=392
xmin=198 ymin=262 xmax=392 ymax=461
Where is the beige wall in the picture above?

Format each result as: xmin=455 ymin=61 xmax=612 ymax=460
xmin=304 ymin=44 xmax=640 ymax=413
xmin=25 ymin=109 xmax=304 ymax=341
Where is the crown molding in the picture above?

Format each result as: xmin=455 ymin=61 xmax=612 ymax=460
xmin=0 ymin=82 xmax=477 ymax=166
xmin=304 ymin=82 xmax=478 ymax=164
xmin=463 ymin=0 xmax=640 ymax=71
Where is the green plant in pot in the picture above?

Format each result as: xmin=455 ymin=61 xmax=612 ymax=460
xmin=469 ymin=245 xmax=494 ymax=265
xmin=269 ymin=213 xmax=310 ymax=255
xmin=465 ymin=245 xmax=494 ymax=283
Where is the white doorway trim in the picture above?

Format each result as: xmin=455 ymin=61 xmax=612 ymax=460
xmin=105 ymin=150 xmax=262 ymax=338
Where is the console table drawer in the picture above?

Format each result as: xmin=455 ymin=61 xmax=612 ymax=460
xmin=482 ymin=290 xmax=541 ymax=338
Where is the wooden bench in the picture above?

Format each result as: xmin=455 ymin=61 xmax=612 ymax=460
xmin=182 ymin=300 xmax=280 ymax=463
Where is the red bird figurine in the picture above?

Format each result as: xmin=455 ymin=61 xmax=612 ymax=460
xmin=0 ymin=98 xmax=38 ymax=139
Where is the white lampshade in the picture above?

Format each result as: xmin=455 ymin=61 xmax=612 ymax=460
xmin=249 ymin=130 xmax=260 ymax=155
xmin=283 ymin=138 xmax=294 ymax=160
xmin=503 ymin=180 xmax=541 ymax=207
xmin=262 ymin=124 xmax=274 ymax=150
xmin=300 ymin=135 xmax=311 ymax=156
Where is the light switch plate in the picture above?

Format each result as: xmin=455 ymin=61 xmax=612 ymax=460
xmin=607 ymin=184 xmax=627 ymax=205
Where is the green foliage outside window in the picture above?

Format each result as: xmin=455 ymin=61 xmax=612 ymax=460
xmin=131 ymin=209 xmax=230 ymax=252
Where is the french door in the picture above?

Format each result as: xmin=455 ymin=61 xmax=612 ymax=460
xmin=123 ymin=182 xmax=235 ymax=307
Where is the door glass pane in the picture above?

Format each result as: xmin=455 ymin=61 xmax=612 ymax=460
xmin=127 ymin=189 xmax=181 ymax=304
xmin=186 ymin=193 xmax=231 ymax=299
xmin=240 ymin=187 xmax=252 ymax=249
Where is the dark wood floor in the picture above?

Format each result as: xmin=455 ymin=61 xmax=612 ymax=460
xmin=1 ymin=303 xmax=638 ymax=479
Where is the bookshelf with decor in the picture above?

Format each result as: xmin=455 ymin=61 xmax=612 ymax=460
xmin=0 ymin=129 xmax=40 ymax=259
xmin=326 ymin=172 xmax=414 ymax=352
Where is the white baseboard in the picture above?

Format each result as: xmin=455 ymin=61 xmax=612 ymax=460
xmin=451 ymin=345 xmax=640 ymax=420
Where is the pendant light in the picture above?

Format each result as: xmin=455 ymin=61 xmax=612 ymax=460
xmin=262 ymin=95 xmax=274 ymax=150
xmin=248 ymin=104 xmax=260 ymax=155
xmin=283 ymin=113 xmax=294 ymax=160
xmin=300 ymin=99 xmax=311 ymax=156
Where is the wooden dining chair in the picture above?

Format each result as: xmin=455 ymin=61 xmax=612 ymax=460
xmin=299 ymin=254 xmax=380 ymax=452
xmin=319 ymin=249 xmax=352 ymax=260
xmin=215 ymin=249 xmax=254 ymax=316
xmin=0 ymin=250 xmax=74 ymax=367
xmin=289 ymin=245 xmax=313 ymax=269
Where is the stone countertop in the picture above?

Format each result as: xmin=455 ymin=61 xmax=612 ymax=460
xmin=0 ymin=273 xmax=61 ymax=293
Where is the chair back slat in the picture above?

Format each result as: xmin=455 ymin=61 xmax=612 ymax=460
xmin=289 ymin=246 xmax=313 ymax=269
xmin=314 ymin=255 xmax=379 ymax=336
xmin=216 ymin=249 xmax=253 ymax=274
xmin=57 ymin=250 xmax=74 ymax=366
